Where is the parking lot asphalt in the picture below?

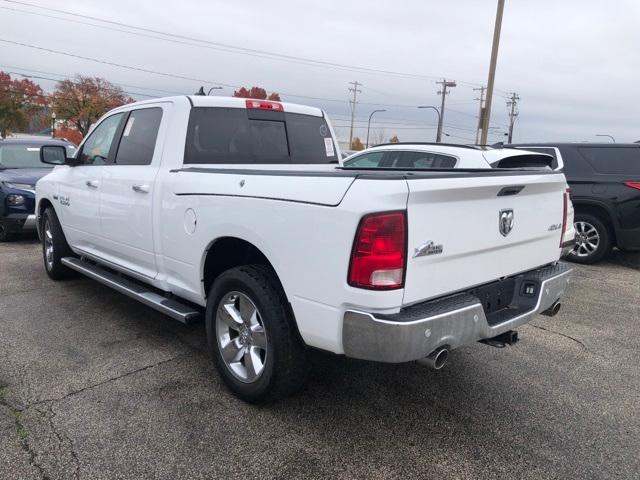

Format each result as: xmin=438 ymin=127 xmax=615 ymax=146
xmin=1 ymin=237 xmax=639 ymax=480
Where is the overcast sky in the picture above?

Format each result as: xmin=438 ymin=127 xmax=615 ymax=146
xmin=1 ymin=0 xmax=639 ymax=144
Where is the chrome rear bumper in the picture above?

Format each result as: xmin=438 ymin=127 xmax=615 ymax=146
xmin=342 ymin=262 xmax=573 ymax=363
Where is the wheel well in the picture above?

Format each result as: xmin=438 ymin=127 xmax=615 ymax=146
xmin=202 ymin=237 xmax=277 ymax=297
xmin=573 ymin=203 xmax=616 ymax=241
xmin=37 ymin=199 xmax=54 ymax=238
xmin=38 ymin=198 xmax=54 ymax=218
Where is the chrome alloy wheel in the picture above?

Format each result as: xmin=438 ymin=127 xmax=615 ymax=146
xmin=572 ymin=221 xmax=600 ymax=257
xmin=44 ymin=219 xmax=54 ymax=270
xmin=215 ymin=291 xmax=268 ymax=383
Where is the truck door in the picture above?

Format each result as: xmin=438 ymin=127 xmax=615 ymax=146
xmin=56 ymin=112 xmax=125 ymax=252
xmin=97 ymin=105 xmax=167 ymax=279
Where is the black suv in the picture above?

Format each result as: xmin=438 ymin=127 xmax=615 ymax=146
xmin=507 ymin=143 xmax=640 ymax=264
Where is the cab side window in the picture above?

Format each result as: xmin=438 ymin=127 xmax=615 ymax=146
xmin=114 ymin=108 xmax=163 ymax=165
xmin=77 ymin=113 xmax=125 ymax=165
xmin=396 ymin=151 xmax=457 ymax=168
xmin=344 ymin=151 xmax=385 ymax=167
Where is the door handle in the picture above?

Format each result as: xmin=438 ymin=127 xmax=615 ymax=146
xmin=86 ymin=180 xmax=99 ymax=189
xmin=132 ymin=184 xmax=150 ymax=193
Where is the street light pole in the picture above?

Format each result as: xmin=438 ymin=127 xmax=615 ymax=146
xmin=51 ymin=112 xmax=56 ymax=138
xmin=596 ymin=134 xmax=615 ymax=143
xmin=417 ymin=106 xmax=441 ymax=142
xmin=365 ymin=109 xmax=386 ymax=148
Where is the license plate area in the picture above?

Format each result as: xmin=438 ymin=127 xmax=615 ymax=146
xmin=470 ymin=278 xmax=516 ymax=317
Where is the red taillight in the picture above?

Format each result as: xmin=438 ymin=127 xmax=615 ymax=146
xmin=560 ymin=187 xmax=571 ymax=247
xmin=245 ymin=99 xmax=284 ymax=112
xmin=624 ymin=181 xmax=640 ymax=191
xmin=348 ymin=211 xmax=406 ymax=290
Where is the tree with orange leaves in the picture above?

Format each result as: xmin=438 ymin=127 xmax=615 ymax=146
xmin=233 ymin=86 xmax=281 ymax=101
xmin=54 ymin=126 xmax=83 ymax=145
xmin=351 ymin=137 xmax=364 ymax=151
xmin=0 ymin=71 xmax=46 ymax=138
xmin=51 ymin=76 xmax=134 ymax=137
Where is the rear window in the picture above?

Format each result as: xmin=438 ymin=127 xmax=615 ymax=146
xmin=492 ymin=154 xmax=553 ymax=169
xmin=344 ymin=150 xmax=456 ymax=169
xmin=515 ymin=147 xmax=558 ymax=169
xmin=578 ymin=147 xmax=640 ymax=174
xmin=184 ymin=107 xmax=336 ymax=164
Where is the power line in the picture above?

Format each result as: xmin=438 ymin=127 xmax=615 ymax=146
xmin=0 ymin=64 xmax=189 ymax=97
xmin=329 ymin=114 xmax=478 ymax=133
xmin=0 ymin=87 xmax=135 ymax=106
xmin=0 ymin=44 xmax=511 ymax=136
xmin=332 ymin=124 xmax=438 ymax=131
xmin=4 ymin=70 xmax=158 ymax=99
xmin=0 ymin=38 xmax=382 ymax=107
xmin=0 ymin=39 xmax=514 ymax=117
xmin=0 ymin=38 xmax=237 ymax=88
xmin=0 ymin=0 xmax=492 ymax=86
xmin=2 ymin=63 xmax=486 ymax=137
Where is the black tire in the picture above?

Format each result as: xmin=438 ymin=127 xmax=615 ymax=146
xmin=0 ymin=222 xmax=15 ymax=242
xmin=205 ymin=265 xmax=308 ymax=404
xmin=41 ymin=207 xmax=75 ymax=280
xmin=566 ymin=213 xmax=612 ymax=264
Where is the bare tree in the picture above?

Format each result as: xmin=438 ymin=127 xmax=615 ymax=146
xmin=371 ymin=128 xmax=387 ymax=146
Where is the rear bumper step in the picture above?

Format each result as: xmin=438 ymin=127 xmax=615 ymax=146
xmin=61 ymin=257 xmax=201 ymax=324
xmin=342 ymin=262 xmax=573 ymax=363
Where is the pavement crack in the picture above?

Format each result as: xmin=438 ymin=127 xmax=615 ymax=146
xmin=1 ymin=385 xmax=52 ymax=480
xmin=31 ymin=354 xmax=185 ymax=407
xmin=39 ymin=404 xmax=81 ymax=480
xmin=529 ymin=323 xmax=599 ymax=356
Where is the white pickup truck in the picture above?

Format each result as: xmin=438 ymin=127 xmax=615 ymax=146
xmin=36 ymin=96 xmax=574 ymax=403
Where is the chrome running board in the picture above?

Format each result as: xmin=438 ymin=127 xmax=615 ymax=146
xmin=61 ymin=257 xmax=201 ymax=324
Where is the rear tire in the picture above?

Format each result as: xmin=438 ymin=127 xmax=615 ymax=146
xmin=566 ymin=213 xmax=612 ymax=264
xmin=205 ymin=265 xmax=309 ymax=404
xmin=41 ymin=207 xmax=75 ymax=280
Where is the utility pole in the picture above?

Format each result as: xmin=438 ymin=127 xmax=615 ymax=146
xmin=436 ymin=78 xmax=456 ymax=143
xmin=506 ymin=92 xmax=519 ymax=143
xmin=473 ymin=86 xmax=486 ymax=144
xmin=479 ymin=0 xmax=505 ymax=145
xmin=348 ymin=81 xmax=362 ymax=149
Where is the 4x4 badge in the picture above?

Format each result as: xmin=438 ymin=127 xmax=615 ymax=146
xmin=499 ymin=209 xmax=514 ymax=236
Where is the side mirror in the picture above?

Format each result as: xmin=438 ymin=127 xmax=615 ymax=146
xmin=40 ymin=145 xmax=70 ymax=165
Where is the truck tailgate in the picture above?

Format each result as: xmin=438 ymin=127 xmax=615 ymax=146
xmin=403 ymin=172 xmax=566 ymax=306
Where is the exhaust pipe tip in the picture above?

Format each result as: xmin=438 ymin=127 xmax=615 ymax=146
xmin=542 ymin=301 xmax=561 ymax=317
xmin=418 ymin=347 xmax=449 ymax=370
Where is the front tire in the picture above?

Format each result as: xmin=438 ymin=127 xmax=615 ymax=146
xmin=206 ymin=265 xmax=308 ymax=404
xmin=566 ymin=213 xmax=612 ymax=264
xmin=0 ymin=222 xmax=15 ymax=242
xmin=41 ymin=207 xmax=75 ymax=280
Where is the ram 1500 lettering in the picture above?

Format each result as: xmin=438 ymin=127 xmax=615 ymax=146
xmin=36 ymin=96 xmax=574 ymax=403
